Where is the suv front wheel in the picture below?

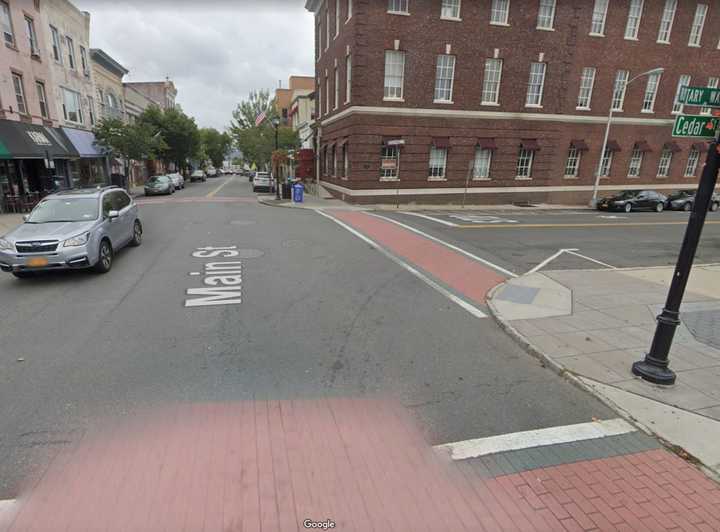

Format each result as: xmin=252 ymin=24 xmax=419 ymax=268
xmin=93 ymin=239 xmax=113 ymax=273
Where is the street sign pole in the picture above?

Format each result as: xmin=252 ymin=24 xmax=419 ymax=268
xmin=632 ymin=139 xmax=720 ymax=384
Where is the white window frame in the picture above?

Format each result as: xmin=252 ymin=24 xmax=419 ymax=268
xmin=334 ymin=66 xmax=339 ymax=109
xmin=383 ymin=50 xmax=405 ymax=101
xmin=50 ymin=25 xmax=62 ymax=63
xmin=684 ymin=148 xmax=700 ymax=177
xmin=473 ymin=148 xmax=492 ymax=179
xmin=624 ymin=0 xmax=643 ymax=40
xmin=627 ymin=147 xmax=644 ymax=177
xmin=599 ymin=148 xmax=613 ymax=177
xmin=590 ymin=0 xmax=609 ymax=36
xmin=525 ymin=61 xmax=546 ymax=107
xmin=87 ymin=95 xmax=95 ymax=125
xmin=490 ymin=0 xmax=510 ymax=26
xmin=564 ymin=147 xmax=581 ymax=178
xmin=12 ymin=73 xmax=27 ymax=115
xmin=36 ymin=81 xmax=48 ymax=119
xmin=388 ymin=0 xmax=409 ymax=15
xmin=441 ymin=0 xmax=461 ymax=20
xmin=347 ymin=0 xmax=352 ymax=21
xmin=536 ymin=0 xmax=556 ymax=31
xmin=325 ymin=76 xmax=329 ymax=114
xmin=701 ymin=77 xmax=719 ymax=115
xmin=657 ymin=148 xmax=673 ymax=177
xmin=428 ymin=146 xmax=448 ymax=180
xmin=80 ymin=45 xmax=89 ymax=76
xmin=515 ymin=148 xmax=534 ymax=179
xmin=672 ymin=75 xmax=691 ymax=114
xmin=482 ymin=58 xmax=503 ymax=105
xmin=434 ymin=54 xmax=456 ymax=103
xmin=688 ymin=3 xmax=707 ymax=47
xmin=380 ymin=145 xmax=399 ymax=180
xmin=641 ymin=72 xmax=661 ymax=113
xmin=1 ymin=0 xmax=14 ymax=46
xmin=576 ymin=67 xmax=596 ymax=110
xmin=332 ymin=145 xmax=337 ymax=176
xmin=66 ymin=35 xmax=75 ymax=70
xmin=335 ymin=0 xmax=340 ymax=37
xmin=657 ymin=0 xmax=677 ymax=44
xmin=325 ymin=9 xmax=330 ymax=50
xmin=61 ymin=87 xmax=83 ymax=124
xmin=25 ymin=16 xmax=39 ymax=55
xmin=342 ymin=143 xmax=348 ymax=179
xmin=345 ymin=54 xmax=352 ymax=103
xmin=611 ymin=70 xmax=629 ymax=111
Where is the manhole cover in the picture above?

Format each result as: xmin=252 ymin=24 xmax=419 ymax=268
xmin=230 ymin=220 xmax=256 ymax=226
xmin=235 ymin=248 xmax=264 ymax=259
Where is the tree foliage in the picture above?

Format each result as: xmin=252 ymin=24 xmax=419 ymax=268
xmin=136 ymin=106 xmax=202 ymax=172
xmin=230 ymin=89 xmax=276 ymax=129
xmin=199 ymin=128 xmax=233 ymax=168
xmin=93 ymin=118 xmax=166 ymax=175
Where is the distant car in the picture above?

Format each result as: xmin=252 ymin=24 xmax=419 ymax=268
xmin=144 ymin=175 xmax=174 ymax=196
xmin=252 ymin=172 xmax=274 ymax=193
xmin=206 ymin=167 xmax=218 ymax=177
xmin=0 ymin=186 xmax=142 ymax=277
xmin=665 ymin=190 xmax=720 ymax=212
xmin=167 ymin=173 xmax=185 ymax=190
xmin=597 ymin=190 xmax=667 ymax=213
xmin=190 ymin=170 xmax=206 ymax=182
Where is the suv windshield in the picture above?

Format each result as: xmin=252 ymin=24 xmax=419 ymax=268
xmin=147 ymin=176 xmax=169 ymax=184
xmin=26 ymin=198 xmax=98 ymax=223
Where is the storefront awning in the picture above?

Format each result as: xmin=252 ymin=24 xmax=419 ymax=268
xmin=60 ymin=127 xmax=107 ymax=158
xmin=570 ymin=139 xmax=589 ymax=151
xmin=0 ymin=119 xmax=77 ymax=159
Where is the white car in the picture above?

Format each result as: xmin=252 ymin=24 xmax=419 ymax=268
xmin=252 ymin=172 xmax=274 ymax=193
xmin=206 ymin=167 xmax=218 ymax=177
xmin=167 ymin=173 xmax=185 ymax=189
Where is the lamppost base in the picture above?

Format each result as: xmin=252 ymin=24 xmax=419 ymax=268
xmin=631 ymin=359 xmax=677 ymax=385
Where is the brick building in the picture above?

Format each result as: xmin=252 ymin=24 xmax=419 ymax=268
xmin=305 ymin=0 xmax=719 ymax=204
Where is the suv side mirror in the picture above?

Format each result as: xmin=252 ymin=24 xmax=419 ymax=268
xmin=22 ymin=215 xmax=29 ymax=222
xmin=108 ymin=210 xmax=120 ymax=219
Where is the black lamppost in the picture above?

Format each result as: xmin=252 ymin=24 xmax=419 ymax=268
xmin=272 ymin=117 xmax=281 ymax=199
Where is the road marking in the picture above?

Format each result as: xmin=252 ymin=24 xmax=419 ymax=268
xmin=0 ymin=499 xmax=18 ymax=526
xmin=368 ymin=213 xmax=517 ymax=278
xmin=526 ymin=248 xmax=579 ymax=274
xmin=435 ymin=418 xmax=635 ymax=461
xmin=448 ymin=214 xmax=519 ymax=224
xmin=454 ymin=220 xmax=720 ymax=229
xmin=315 ymin=209 xmax=488 ymax=319
xmin=564 ymin=250 xmax=616 ymax=269
xmin=206 ymin=176 xmax=235 ymax=198
xmin=400 ymin=212 xmax=460 ymax=227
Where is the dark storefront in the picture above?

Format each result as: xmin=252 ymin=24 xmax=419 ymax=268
xmin=61 ymin=127 xmax=110 ymax=189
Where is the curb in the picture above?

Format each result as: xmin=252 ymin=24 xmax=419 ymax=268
xmin=486 ymin=281 xmax=720 ymax=482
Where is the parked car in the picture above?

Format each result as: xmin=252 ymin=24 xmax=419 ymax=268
xmin=597 ymin=190 xmax=667 ymax=213
xmin=167 ymin=173 xmax=185 ymax=190
xmin=0 ymin=186 xmax=142 ymax=278
xmin=144 ymin=175 xmax=175 ymax=196
xmin=190 ymin=170 xmax=207 ymax=182
xmin=665 ymin=190 xmax=720 ymax=212
xmin=252 ymin=171 xmax=274 ymax=192
xmin=206 ymin=167 xmax=218 ymax=177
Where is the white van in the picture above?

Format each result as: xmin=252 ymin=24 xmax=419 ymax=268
xmin=252 ymin=172 xmax=274 ymax=193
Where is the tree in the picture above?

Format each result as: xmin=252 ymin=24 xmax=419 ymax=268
xmin=93 ymin=118 xmax=166 ymax=179
xmin=199 ymin=128 xmax=233 ymax=168
xmin=137 ymin=106 xmax=202 ymax=173
xmin=229 ymin=89 xmax=276 ymax=130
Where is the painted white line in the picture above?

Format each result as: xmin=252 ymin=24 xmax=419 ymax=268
xmin=435 ymin=418 xmax=635 ymax=461
xmin=400 ymin=211 xmax=460 ymax=227
xmin=526 ymin=248 xmax=579 ymax=275
xmin=0 ymin=499 xmax=18 ymax=525
xmin=367 ymin=212 xmax=518 ymax=278
xmin=564 ymin=250 xmax=617 ymax=269
xmin=315 ymin=209 xmax=487 ymax=319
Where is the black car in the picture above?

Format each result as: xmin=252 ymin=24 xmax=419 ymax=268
xmin=597 ymin=190 xmax=667 ymax=213
xmin=666 ymin=190 xmax=720 ymax=212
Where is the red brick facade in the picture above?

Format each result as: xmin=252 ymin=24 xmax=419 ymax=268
xmin=306 ymin=0 xmax=719 ymax=204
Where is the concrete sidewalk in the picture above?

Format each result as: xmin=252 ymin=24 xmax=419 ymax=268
xmin=488 ymin=264 xmax=720 ymax=478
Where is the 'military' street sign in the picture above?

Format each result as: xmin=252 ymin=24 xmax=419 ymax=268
xmin=671 ymin=114 xmax=719 ymax=138
xmin=678 ymin=86 xmax=720 ymax=107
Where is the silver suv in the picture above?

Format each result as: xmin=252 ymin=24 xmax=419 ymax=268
xmin=0 ymin=186 xmax=142 ymax=278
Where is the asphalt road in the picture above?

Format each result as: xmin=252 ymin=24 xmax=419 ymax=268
xmin=0 ymin=176 xmax=612 ymax=498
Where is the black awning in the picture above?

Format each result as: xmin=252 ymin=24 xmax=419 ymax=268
xmin=634 ymin=140 xmax=652 ymax=152
xmin=605 ymin=140 xmax=622 ymax=152
xmin=520 ymin=139 xmax=541 ymax=151
xmin=0 ymin=120 xmax=77 ymax=159
xmin=570 ymin=139 xmax=589 ymax=151
xmin=663 ymin=141 xmax=682 ymax=153
xmin=692 ymin=142 xmax=709 ymax=152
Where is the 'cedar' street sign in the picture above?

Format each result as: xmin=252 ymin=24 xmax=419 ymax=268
xmin=678 ymin=86 xmax=720 ymax=107
xmin=671 ymin=114 xmax=719 ymax=138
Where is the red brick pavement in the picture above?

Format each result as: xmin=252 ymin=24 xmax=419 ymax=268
xmin=1 ymin=398 xmax=718 ymax=532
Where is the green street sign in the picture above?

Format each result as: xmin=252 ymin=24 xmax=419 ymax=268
xmin=678 ymin=86 xmax=720 ymax=107
xmin=671 ymin=114 xmax=719 ymax=138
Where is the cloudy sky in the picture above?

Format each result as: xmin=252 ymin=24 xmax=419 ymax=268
xmin=74 ymin=0 xmax=315 ymax=131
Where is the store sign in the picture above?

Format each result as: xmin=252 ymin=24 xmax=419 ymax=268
xmin=26 ymin=131 xmax=52 ymax=146
xmin=671 ymin=115 xmax=719 ymax=138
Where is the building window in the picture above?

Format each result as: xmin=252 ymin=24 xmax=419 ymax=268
xmin=50 ymin=26 xmax=62 ymax=62
xmin=482 ymin=58 xmax=502 ymax=105
xmin=317 ymin=22 xmax=321 ymax=59
xmin=325 ymin=76 xmax=329 ymax=114
xmin=62 ymin=87 xmax=83 ymax=124
xmin=12 ymin=73 xmax=27 ymax=115
xmin=701 ymin=77 xmax=719 ymax=114
xmin=428 ymin=146 xmax=447 ymax=179
xmin=590 ymin=0 xmax=609 ymax=35
xmin=441 ymin=0 xmax=461 ymax=20
xmin=537 ymin=0 xmax=555 ymax=30
xmin=685 ymin=148 xmax=700 ymax=176
xmin=87 ymin=95 xmax=95 ymax=125
xmin=66 ymin=36 xmax=75 ymax=69
xmin=599 ymin=147 xmax=613 ymax=176
xmin=325 ymin=9 xmax=329 ymax=49
xmin=317 ymin=83 xmax=322 ymax=118
xmin=657 ymin=0 xmax=677 ymax=43
xmin=657 ymin=148 xmax=673 ymax=177
xmin=688 ymin=3 xmax=707 ymax=47
xmin=525 ymin=61 xmax=546 ymax=107
xmin=611 ymin=70 xmax=629 ymax=111
xmin=473 ymin=148 xmax=492 ymax=179
xmin=564 ymin=147 xmax=581 ymax=177
xmin=25 ymin=16 xmax=38 ymax=55
xmin=347 ymin=0 xmax=352 ymax=20
xmin=672 ymin=75 xmax=691 ymax=114
xmin=36 ymin=81 xmax=48 ymax=119
xmin=516 ymin=148 xmax=534 ymax=178
xmin=345 ymin=54 xmax=352 ymax=103
xmin=490 ymin=0 xmax=509 ymax=25
xmin=342 ymin=143 xmax=348 ymax=178
xmin=624 ymin=0 xmax=643 ymax=40
xmin=335 ymin=0 xmax=340 ymax=36
xmin=434 ymin=54 xmax=455 ymax=103
xmin=641 ymin=72 xmax=661 ymax=112
xmin=380 ymin=146 xmax=399 ymax=179
xmin=1 ymin=1 xmax=14 ymax=46
xmin=332 ymin=145 xmax=337 ymax=176
xmin=627 ymin=147 xmax=644 ymax=177
xmin=384 ymin=50 xmax=405 ymax=100
xmin=388 ymin=0 xmax=409 ymax=14
xmin=80 ymin=46 xmax=89 ymax=76
xmin=334 ymin=66 xmax=339 ymax=109
xmin=577 ymin=67 xmax=596 ymax=109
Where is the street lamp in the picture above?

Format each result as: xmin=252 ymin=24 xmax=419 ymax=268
xmin=271 ymin=117 xmax=281 ymax=199
xmin=589 ymin=67 xmax=665 ymax=208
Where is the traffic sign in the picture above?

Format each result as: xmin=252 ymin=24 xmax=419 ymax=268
xmin=671 ymin=114 xmax=719 ymax=138
xmin=678 ymin=86 xmax=720 ymax=107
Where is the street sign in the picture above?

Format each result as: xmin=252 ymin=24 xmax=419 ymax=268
xmin=678 ymin=86 xmax=720 ymax=107
xmin=671 ymin=114 xmax=719 ymax=138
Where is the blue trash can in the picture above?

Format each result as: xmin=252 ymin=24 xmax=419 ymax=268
xmin=292 ymin=183 xmax=304 ymax=203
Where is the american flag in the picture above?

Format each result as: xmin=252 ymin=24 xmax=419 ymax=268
xmin=255 ymin=110 xmax=267 ymax=127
